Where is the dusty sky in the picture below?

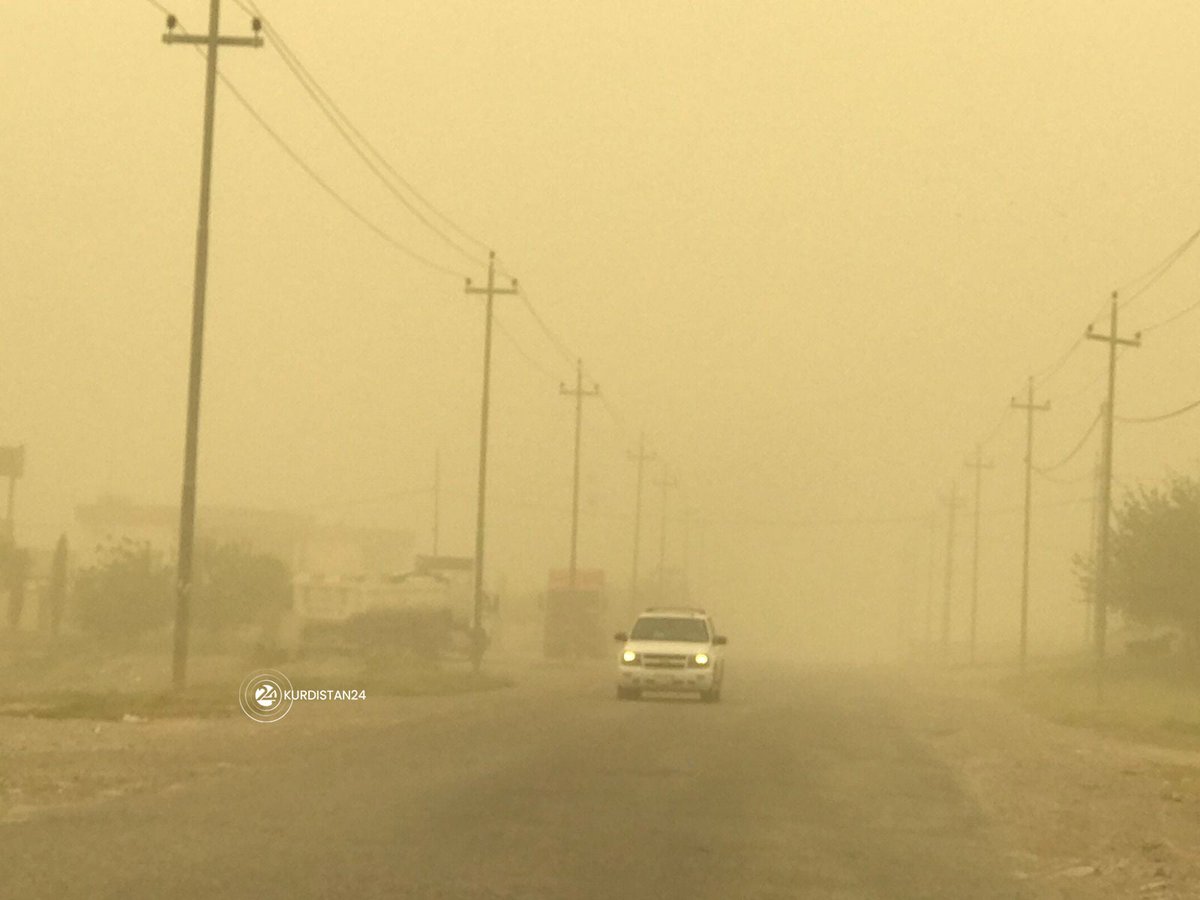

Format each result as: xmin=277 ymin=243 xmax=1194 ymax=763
xmin=5 ymin=1 xmax=1200 ymax=655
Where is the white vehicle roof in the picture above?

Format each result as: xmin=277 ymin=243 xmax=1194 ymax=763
xmin=638 ymin=607 xmax=708 ymax=619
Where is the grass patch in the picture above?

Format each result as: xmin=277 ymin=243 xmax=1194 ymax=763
xmin=0 ymin=686 xmax=236 ymax=721
xmin=0 ymin=653 xmax=512 ymax=721
xmin=1003 ymin=655 xmax=1200 ymax=747
xmin=287 ymin=653 xmax=513 ymax=697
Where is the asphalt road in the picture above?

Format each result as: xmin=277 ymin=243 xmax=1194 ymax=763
xmin=3 ymin=662 xmax=1031 ymax=899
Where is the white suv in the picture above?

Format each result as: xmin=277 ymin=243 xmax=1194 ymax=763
xmin=614 ymin=608 xmax=727 ymax=702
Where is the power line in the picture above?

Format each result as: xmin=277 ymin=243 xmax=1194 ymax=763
xmin=1033 ymin=409 xmax=1102 ymax=474
xmin=1138 ymin=293 xmax=1200 ymax=336
xmin=149 ymin=3 xmax=466 ymax=278
xmin=218 ymin=72 xmax=466 ymax=277
xmin=1116 ymin=225 xmax=1200 ymax=309
xmin=1035 ymin=468 xmax=1095 ymax=486
xmin=976 ymin=405 xmax=1012 ymax=447
xmin=517 ymin=287 xmax=578 ymax=366
xmin=1117 ymin=397 xmax=1200 ymax=424
xmin=141 ymin=0 xmax=175 ymax=16
xmin=1033 ymin=335 xmax=1085 ymax=386
xmin=235 ymin=0 xmax=488 ymax=267
xmin=492 ymin=315 xmax=567 ymax=385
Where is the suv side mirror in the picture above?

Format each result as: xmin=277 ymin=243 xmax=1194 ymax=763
xmin=712 ymin=635 xmax=728 ymax=646
xmin=613 ymin=632 xmax=629 ymax=642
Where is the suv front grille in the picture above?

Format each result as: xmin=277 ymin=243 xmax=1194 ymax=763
xmin=642 ymin=653 xmax=688 ymax=668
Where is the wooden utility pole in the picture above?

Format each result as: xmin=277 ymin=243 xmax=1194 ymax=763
xmin=1012 ymin=377 xmax=1050 ymax=674
xmin=161 ymin=5 xmax=263 ymax=689
xmin=1085 ymin=441 xmax=1102 ymax=647
xmin=1086 ymin=291 xmax=1140 ymax=700
xmin=432 ymin=449 xmax=441 ymax=556
xmin=940 ymin=483 xmax=963 ymax=662
xmin=654 ymin=466 xmax=678 ymax=600
xmin=465 ymin=252 xmax=519 ymax=654
xmin=627 ymin=433 xmax=656 ymax=616
xmin=964 ymin=444 xmax=993 ymax=665
xmin=925 ymin=509 xmax=937 ymax=652
xmin=560 ymin=359 xmax=599 ymax=589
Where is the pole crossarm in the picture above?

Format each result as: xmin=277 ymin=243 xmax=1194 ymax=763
xmin=1086 ymin=326 xmax=1142 ymax=349
xmin=163 ymin=33 xmax=264 ymax=47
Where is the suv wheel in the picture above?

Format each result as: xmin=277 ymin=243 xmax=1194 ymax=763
xmin=700 ymin=686 xmax=721 ymax=703
xmin=617 ymin=686 xmax=641 ymax=701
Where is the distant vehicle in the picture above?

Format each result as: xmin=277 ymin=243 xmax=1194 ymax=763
xmin=544 ymin=568 xmax=607 ymax=659
xmin=613 ymin=608 xmax=727 ymax=702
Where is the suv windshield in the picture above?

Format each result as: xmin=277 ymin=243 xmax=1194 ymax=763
xmin=631 ymin=617 xmax=710 ymax=643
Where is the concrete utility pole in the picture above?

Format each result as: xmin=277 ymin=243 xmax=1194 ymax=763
xmin=1011 ymin=377 xmax=1050 ymax=675
xmin=465 ymin=252 xmax=519 ymax=651
xmin=161 ymin=5 xmax=263 ymax=690
xmin=627 ymin=432 xmax=656 ymax=616
xmin=560 ymin=359 xmax=599 ymax=589
xmin=940 ymin=482 xmax=963 ymax=662
xmin=964 ymin=444 xmax=994 ymax=666
xmin=1086 ymin=291 xmax=1140 ymax=700
xmin=654 ymin=466 xmax=678 ymax=600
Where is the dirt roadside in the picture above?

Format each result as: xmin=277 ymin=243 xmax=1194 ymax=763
xmin=0 ymin=642 xmax=516 ymax=827
xmin=884 ymin=667 xmax=1200 ymax=900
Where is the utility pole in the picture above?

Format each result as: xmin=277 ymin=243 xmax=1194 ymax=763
xmin=654 ymin=466 xmax=678 ymax=601
xmin=940 ymin=482 xmax=963 ymax=663
xmin=1085 ymin=441 xmax=1102 ymax=647
xmin=464 ymin=252 xmax=519 ymax=658
xmin=560 ymin=359 xmax=599 ymax=589
xmin=924 ymin=509 xmax=937 ymax=653
xmin=627 ymin=432 xmax=656 ymax=617
xmin=1086 ymin=291 xmax=1140 ymax=700
xmin=161 ymin=5 xmax=263 ymax=690
xmin=432 ymin=448 xmax=441 ymax=556
xmin=964 ymin=444 xmax=994 ymax=666
xmin=1011 ymin=377 xmax=1050 ymax=675
xmin=683 ymin=505 xmax=697 ymax=605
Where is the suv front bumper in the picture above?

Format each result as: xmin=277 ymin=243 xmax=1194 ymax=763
xmin=618 ymin=666 xmax=715 ymax=693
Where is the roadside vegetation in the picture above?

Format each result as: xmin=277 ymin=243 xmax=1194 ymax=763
xmin=996 ymin=474 xmax=1200 ymax=747
xmin=1004 ymin=655 xmax=1200 ymax=748
xmin=0 ymin=543 xmax=509 ymax=721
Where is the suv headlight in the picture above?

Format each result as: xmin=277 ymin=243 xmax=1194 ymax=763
xmin=621 ymin=649 xmax=639 ymax=665
xmin=689 ymin=652 xmax=711 ymax=667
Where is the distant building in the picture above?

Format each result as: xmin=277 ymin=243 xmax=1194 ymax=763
xmin=73 ymin=496 xmax=414 ymax=577
xmin=292 ymin=554 xmax=475 ymax=624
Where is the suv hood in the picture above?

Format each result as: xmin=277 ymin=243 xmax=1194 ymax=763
xmin=623 ymin=639 xmax=709 ymax=654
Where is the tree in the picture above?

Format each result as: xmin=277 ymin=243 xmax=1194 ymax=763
xmin=192 ymin=540 xmax=291 ymax=634
xmin=0 ymin=541 xmax=31 ymax=630
xmin=45 ymin=534 xmax=68 ymax=635
xmin=75 ymin=539 xmax=172 ymax=642
xmin=1079 ymin=475 xmax=1200 ymax=653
